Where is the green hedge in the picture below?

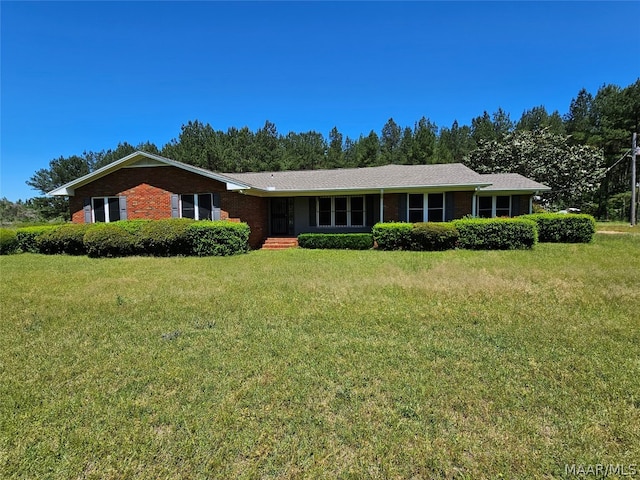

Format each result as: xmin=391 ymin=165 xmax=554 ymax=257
xmin=297 ymin=233 xmax=374 ymax=250
xmin=84 ymin=224 xmax=137 ymax=258
xmin=187 ymin=221 xmax=250 ymax=256
xmin=453 ymin=218 xmax=538 ymax=250
xmin=9 ymin=219 xmax=251 ymax=258
xmin=0 ymin=229 xmax=18 ymax=255
xmin=372 ymin=222 xmax=459 ymax=251
xmin=372 ymin=223 xmax=414 ymax=250
xmin=111 ymin=219 xmax=152 ymax=235
xmin=136 ymin=219 xmax=195 ymax=256
xmin=36 ymin=224 xmax=91 ymax=255
xmin=411 ymin=222 xmax=459 ymax=251
xmin=520 ymin=213 xmax=596 ymax=243
xmin=15 ymin=225 xmax=58 ymax=253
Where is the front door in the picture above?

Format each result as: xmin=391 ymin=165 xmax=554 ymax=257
xmin=271 ymin=198 xmax=291 ymax=235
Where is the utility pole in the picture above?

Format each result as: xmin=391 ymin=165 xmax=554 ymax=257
xmin=632 ymin=133 xmax=637 ymax=226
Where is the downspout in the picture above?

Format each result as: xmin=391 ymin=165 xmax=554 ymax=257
xmin=530 ymin=193 xmax=535 ymax=214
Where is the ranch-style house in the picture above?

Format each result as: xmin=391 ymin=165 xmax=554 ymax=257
xmin=49 ymin=151 xmax=551 ymax=248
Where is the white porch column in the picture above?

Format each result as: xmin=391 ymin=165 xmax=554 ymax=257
xmin=472 ymin=190 xmax=477 ymax=217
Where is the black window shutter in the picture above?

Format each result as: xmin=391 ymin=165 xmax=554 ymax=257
xmin=398 ymin=194 xmax=407 ymax=222
xmin=119 ymin=196 xmax=127 ymax=221
xmin=445 ymin=192 xmax=455 ymax=221
xmin=170 ymin=194 xmax=180 ymax=218
xmin=83 ymin=198 xmax=92 ymax=224
xmin=512 ymin=195 xmax=521 ymax=216
xmin=308 ymin=197 xmax=316 ymax=227
xmin=365 ymin=195 xmax=375 ymax=226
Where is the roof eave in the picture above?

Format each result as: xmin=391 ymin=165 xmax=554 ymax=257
xmin=477 ymin=186 xmax=552 ymax=195
xmin=230 ymin=182 xmax=492 ymax=197
xmin=47 ymin=151 xmax=251 ymax=196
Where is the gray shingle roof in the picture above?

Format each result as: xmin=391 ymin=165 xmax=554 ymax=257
xmin=479 ymin=173 xmax=550 ymax=192
xmin=223 ymin=163 xmax=488 ymax=192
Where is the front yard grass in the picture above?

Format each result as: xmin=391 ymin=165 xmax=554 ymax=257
xmin=1 ymin=234 xmax=639 ymax=478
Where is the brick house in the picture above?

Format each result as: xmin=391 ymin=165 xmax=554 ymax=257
xmin=49 ymin=151 xmax=550 ymax=249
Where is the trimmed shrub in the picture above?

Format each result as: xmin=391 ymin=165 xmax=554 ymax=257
xmin=111 ymin=219 xmax=152 ymax=236
xmin=186 ymin=221 xmax=250 ymax=256
xmin=84 ymin=224 xmax=136 ymax=258
xmin=0 ymin=229 xmax=18 ymax=255
xmin=136 ymin=218 xmax=194 ymax=256
xmin=411 ymin=222 xmax=459 ymax=251
xmin=521 ymin=213 xmax=596 ymax=243
xmin=15 ymin=225 xmax=58 ymax=253
xmin=372 ymin=223 xmax=414 ymax=250
xmin=36 ymin=224 xmax=91 ymax=255
xmin=454 ymin=218 xmax=538 ymax=250
xmin=298 ymin=233 xmax=374 ymax=250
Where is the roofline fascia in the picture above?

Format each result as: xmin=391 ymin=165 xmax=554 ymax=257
xmin=476 ymin=187 xmax=552 ymax=195
xmin=230 ymin=182 xmax=493 ymax=197
xmin=47 ymin=151 xmax=251 ymax=196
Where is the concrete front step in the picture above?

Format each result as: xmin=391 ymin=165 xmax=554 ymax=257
xmin=261 ymin=237 xmax=299 ymax=250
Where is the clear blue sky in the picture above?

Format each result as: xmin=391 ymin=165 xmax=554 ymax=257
xmin=1 ymin=1 xmax=639 ymax=201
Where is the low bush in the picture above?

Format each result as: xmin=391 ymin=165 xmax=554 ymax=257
xmin=521 ymin=213 xmax=596 ymax=243
xmin=298 ymin=233 xmax=374 ymax=250
xmin=36 ymin=224 xmax=91 ymax=255
xmin=187 ymin=221 xmax=250 ymax=256
xmin=15 ymin=225 xmax=58 ymax=253
xmin=373 ymin=222 xmax=459 ymax=251
xmin=0 ymin=229 xmax=18 ymax=255
xmin=136 ymin=219 xmax=194 ymax=256
xmin=372 ymin=223 xmax=414 ymax=250
xmin=411 ymin=222 xmax=459 ymax=251
xmin=454 ymin=218 xmax=537 ymax=250
xmin=84 ymin=224 xmax=137 ymax=258
xmin=111 ymin=219 xmax=152 ymax=236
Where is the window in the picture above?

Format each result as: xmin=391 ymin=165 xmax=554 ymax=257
xmin=407 ymin=193 xmax=445 ymax=222
xmin=181 ymin=193 xmax=213 ymax=220
xmin=316 ymin=196 xmax=365 ymax=227
xmin=92 ymin=197 xmax=122 ymax=223
xmin=477 ymin=196 xmax=511 ymax=218
xmin=427 ymin=193 xmax=444 ymax=222
xmin=495 ymin=196 xmax=511 ymax=217
xmin=478 ymin=197 xmax=493 ymax=218
xmin=318 ymin=197 xmax=332 ymax=226
xmin=335 ymin=197 xmax=348 ymax=226
xmin=351 ymin=196 xmax=364 ymax=226
xmin=408 ymin=194 xmax=424 ymax=223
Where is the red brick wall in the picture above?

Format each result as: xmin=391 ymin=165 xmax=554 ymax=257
xmin=453 ymin=191 xmax=473 ymax=219
xmin=383 ymin=193 xmax=402 ymax=222
xmin=70 ymin=166 xmax=269 ymax=248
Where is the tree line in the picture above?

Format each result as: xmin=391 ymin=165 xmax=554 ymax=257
xmin=8 ymin=79 xmax=639 ymax=223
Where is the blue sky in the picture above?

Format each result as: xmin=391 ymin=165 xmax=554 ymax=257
xmin=1 ymin=1 xmax=639 ymax=201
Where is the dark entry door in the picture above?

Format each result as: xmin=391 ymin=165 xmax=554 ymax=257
xmin=271 ymin=198 xmax=291 ymax=235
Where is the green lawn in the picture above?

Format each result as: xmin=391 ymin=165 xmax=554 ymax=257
xmin=1 ymin=233 xmax=639 ymax=479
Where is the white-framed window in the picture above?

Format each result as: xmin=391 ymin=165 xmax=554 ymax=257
xmin=478 ymin=196 xmax=493 ymax=218
xmin=495 ymin=195 xmax=511 ymax=217
xmin=407 ymin=193 xmax=445 ymax=222
xmin=92 ymin=197 xmax=123 ymax=223
xmin=316 ymin=196 xmax=365 ymax=227
xmin=477 ymin=195 xmax=511 ymax=218
xmin=180 ymin=193 xmax=213 ymax=220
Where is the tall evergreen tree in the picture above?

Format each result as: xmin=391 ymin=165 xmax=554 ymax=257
xmin=380 ymin=118 xmax=402 ymax=164
xmin=564 ymin=88 xmax=594 ymax=144
xmin=326 ymin=126 xmax=345 ymax=168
